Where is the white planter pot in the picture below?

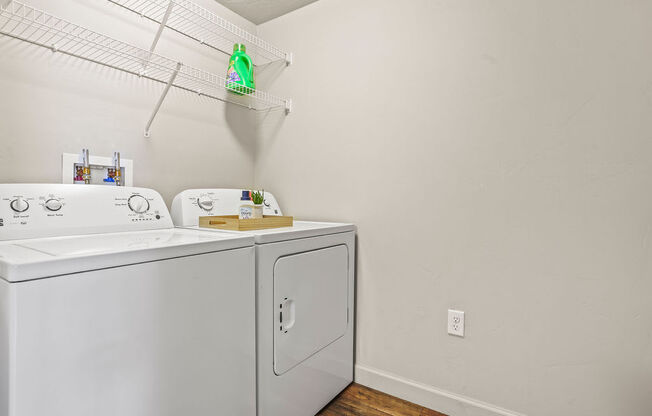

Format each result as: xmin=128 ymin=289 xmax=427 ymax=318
xmin=252 ymin=204 xmax=263 ymax=219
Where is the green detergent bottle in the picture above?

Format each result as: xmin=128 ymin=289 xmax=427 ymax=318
xmin=226 ymin=44 xmax=255 ymax=95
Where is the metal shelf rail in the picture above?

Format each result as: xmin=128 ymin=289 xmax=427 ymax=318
xmin=0 ymin=0 xmax=292 ymax=137
xmin=107 ymin=0 xmax=292 ymax=66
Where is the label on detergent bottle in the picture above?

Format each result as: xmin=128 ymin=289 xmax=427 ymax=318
xmin=239 ymin=205 xmax=254 ymax=219
xmin=227 ymin=66 xmax=242 ymax=83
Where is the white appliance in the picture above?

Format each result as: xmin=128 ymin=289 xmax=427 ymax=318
xmin=0 ymin=184 xmax=256 ymax=416
xmin=171 ymin=189 xmax=355 ymax=416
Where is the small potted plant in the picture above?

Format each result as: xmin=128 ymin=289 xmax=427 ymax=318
xmin=251 ymin=190 xmax=264 ymax=219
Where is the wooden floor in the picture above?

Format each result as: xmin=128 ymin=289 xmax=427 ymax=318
xmin=317 ymin=383 xmax=447 ymax=416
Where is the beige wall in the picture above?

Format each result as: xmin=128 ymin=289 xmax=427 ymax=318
xmin=0 ymin=0 xmax=258 ymax=203
xmin=257 ymin=1 xmax=652 ymax=415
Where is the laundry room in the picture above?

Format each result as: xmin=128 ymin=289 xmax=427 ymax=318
xmin=1 ymin=1 xmax=651 ymax=416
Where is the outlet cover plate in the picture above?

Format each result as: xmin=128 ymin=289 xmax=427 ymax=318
xmin=448 ymin=309 xmax=465 ymax=337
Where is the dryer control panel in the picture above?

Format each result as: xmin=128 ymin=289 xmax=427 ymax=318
xmin=171 ymin=189 xmax=283 ymax=227
xmin=0 ymin=184 xmax=173 ymax=241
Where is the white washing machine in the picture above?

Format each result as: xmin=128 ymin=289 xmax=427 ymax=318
xmin=171 ymin=189 xmax=356 ymax=416
xmin=0 ymin=184 xmax=256 ymax=416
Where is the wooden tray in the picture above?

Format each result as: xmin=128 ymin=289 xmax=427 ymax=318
xmin=199 ymin=215 xmax=294 ymax=231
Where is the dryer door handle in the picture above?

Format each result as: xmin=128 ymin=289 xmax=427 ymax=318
xmin=280 ymin=298 xmax=296 ymax=332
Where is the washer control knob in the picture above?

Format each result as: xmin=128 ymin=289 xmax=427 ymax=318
xmin=197 ymin=196 xmax=214 ymax=211
xmin=10 ymin=197 xmax=29 ymax=213
xmin=44 ymin=198 xmax=63 ymax=212
xmin=128 ymin=195 xmax=150 ymax=214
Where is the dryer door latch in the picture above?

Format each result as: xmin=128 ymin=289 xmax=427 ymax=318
xmin=279 ymin=298 xmax=296 ymax=333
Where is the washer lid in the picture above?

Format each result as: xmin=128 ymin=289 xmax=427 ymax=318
xmin=0 ymin=229 xmax=254 ymax=282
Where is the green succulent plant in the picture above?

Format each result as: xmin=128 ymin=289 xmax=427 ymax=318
xmin=251 ymin=190 xmax=264 ymax=205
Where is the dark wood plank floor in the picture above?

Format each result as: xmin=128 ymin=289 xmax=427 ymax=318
xmin=317 ymin=383 xmax=447 ymax=416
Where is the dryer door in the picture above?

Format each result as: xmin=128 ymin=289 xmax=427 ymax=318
xmin=273 ymin=245 xmax=349 ymax=375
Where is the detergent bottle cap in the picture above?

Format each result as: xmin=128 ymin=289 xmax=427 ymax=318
xmin=233 ymin=43 xmax=246 ymax=53
xmin=241 ymin=190 xmax=251 ymax=201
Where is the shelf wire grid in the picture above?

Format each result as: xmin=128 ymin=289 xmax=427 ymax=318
xmin=108 ymin=0 xmax=289 ymax=65
xmin=0 ymin=0 xmax=290 ymax=112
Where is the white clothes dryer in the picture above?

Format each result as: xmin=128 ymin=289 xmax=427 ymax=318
xmin=171 ymin=189 xmax=355 ymax=416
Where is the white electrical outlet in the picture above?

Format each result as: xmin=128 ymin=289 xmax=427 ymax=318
xmin=448 ymin=309 xmax=465 ymax=337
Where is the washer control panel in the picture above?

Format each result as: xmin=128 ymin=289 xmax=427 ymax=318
xmin=171 ymin=189 xmax=283 ymax=227
xmin=0 ymin=184 xmax=173 ymax=241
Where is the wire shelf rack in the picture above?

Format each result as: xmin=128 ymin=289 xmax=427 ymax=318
xmin=0 ymin=0 xmax=292 ymax=137
xmin=107 ymin=0 xmax=292 ymax=66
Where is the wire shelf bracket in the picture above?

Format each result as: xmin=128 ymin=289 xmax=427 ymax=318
xmin=0 ymin=1 xmax=292 ymax=138
xmin=147 ymin=0 xmax=174 ymax=57
xmin=145 ymin=61 xmax=181 ymax=138
xmin=108 ymin=0 xmax=293 ymax=66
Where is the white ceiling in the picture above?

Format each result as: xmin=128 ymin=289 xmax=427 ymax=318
xmin=214 ymin=0 xmax=319 ymax=24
